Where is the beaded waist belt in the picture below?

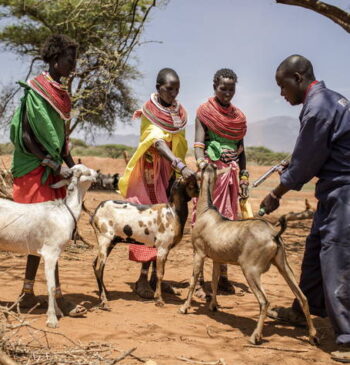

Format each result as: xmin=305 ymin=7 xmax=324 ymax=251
xmin=219 ymin=145 xmax=244 ymax=163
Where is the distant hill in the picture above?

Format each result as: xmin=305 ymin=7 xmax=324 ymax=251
xmin=89 ymin=115 xmax=299 ymax=152
xmin=245 ymin=116 xmax=299 ymax=153
xmin=92 ymin=133 xmax=140 ymax=147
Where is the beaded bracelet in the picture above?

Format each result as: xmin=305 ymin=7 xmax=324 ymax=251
xmin=194 ymin=141 xmax=205 ymax=149
xmin=171 ymin=158 xmax=186 ymax=173
xmin=196 ymin=158 xmax=207 ymax=170
xmin=239 ymin=169 xmax=249 ymax=179
xmin=41 ymin=155 xmax=60 ymax=171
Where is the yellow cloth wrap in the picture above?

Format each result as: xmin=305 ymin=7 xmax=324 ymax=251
xmin=239 ymin=198 xmax=254 ymax=219
xmin=118 ymin=115 xmax=188 ymax=197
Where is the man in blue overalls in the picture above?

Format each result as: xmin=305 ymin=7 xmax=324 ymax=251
xmin=261 ymin=54 xmax=350 ymax=363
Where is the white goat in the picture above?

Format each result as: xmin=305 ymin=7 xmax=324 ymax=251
xmin=179 ymin=164 xmax=318 ymax=346
xmin=90 ymin=177 xmax=198 ymax=308
xmin=0 ymin=164 xmax=97 ymax=328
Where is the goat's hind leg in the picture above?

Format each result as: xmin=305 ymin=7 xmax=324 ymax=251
xmin=273 ymin=245 xmax=318 ymax=345
xmin=93 ymin=234 xmax=114 ymax=310
xmin=241 ymin=265 xmax=269 ymax=345
xmin=154 ymin=248 xmax=170 ymax=307
xmin=179 ymin=251 xmax=205 ymax=314
xmin=42 ymin=253 xmax=60 ymax=328
xmin=209 ymin=261 xmax=220 ymax=312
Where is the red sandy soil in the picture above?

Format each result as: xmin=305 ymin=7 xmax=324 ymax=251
xmin=0 ymin=155 xmax=338 ymax=364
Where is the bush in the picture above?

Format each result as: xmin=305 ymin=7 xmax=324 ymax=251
xmin=70 ymin=138 xmax=88 ymax=148
xmin=71 ymin=143 xmax=135 ymax=158
xmin=0 ymin=143 xmax=14 ymax=155
xmin=246 ymin=146 xmax=289 ymax=166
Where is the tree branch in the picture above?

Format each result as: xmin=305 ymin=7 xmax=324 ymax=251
xmin=0 ymin=56 xmax=40 ymax=118
xmin=276 ymin=0 xmax=350 ymax=33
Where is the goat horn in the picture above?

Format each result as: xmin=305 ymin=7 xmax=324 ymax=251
xmin=217 ymin=167 xmax=232 ymax=176
xmin=50 ymin=179 xmax=69 ymax=189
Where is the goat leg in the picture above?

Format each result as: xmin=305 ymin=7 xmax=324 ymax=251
xmin=242 ymin=265 xmax=269 ymax=345
xmin=154 ymin=248 xmax=169 ymax=307
xmin=93 ymin=235 xmax=113 ymax=310
xmin=209 ymin=262 xmax=220 ymax=312
xmin=43 ymin=254 xmax=59 ymax=328
xmin=273 ymin=245 xmax=318 ymax=345
xmin=179 ymin=251 xmax=205 ymax=314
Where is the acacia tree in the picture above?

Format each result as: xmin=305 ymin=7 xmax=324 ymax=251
xmin=0 ymin=0 xmax=164 ymax=135
xmin=276 ymin=1 xmax=350 ymax=34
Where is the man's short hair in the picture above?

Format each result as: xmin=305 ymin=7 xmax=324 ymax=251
xmin=277 ymin=55 xmax=315 ymax=80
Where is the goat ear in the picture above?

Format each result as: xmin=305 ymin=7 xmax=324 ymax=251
xmin=50 ymin=179 xmax=69 ymax=189
xmin=217 ymin=167 xmax=231 ymax=176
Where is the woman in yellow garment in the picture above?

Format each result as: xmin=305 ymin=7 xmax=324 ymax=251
xmin=119 ymin=68 xmax=196 ymax=298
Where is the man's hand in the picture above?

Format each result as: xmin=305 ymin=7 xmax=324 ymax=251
xmin=260 ymin=192 xmax=280 ymax=214
xmin=59 ymin=166 xmax=73 ymax=179
xmin=277 ymin=160 xmax=289 ymax=175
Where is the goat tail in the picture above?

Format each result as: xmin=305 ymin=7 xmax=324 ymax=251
xmin=82 ymin=200 xmax=93 ymax=217
xmin=275 ymin=216 xmax=287 ymax=241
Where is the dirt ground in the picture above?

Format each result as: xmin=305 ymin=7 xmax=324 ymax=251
xmin=0 ymin=155 xmax=339 ymax=364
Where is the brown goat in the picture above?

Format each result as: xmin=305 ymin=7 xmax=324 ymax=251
xmin=179 ymin=164 xmax=317 ymax=346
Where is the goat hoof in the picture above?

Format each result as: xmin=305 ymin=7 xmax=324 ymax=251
xmin=209 ymin=303 xmax=218 ymax=312
xmin=46 ymin=319 xmax=59 ymax=328
xmin=100 ymin=302 xmax=111 ymax=311
xmin=155 ymin=300 xmax=165 ymax=307
xmin=249 ymin=333 xmax=262 ymax=345
xmin=309 ymin=335 xmax=319 ymax=346
xmin=178 ymin=306 xmax=188 ymax=314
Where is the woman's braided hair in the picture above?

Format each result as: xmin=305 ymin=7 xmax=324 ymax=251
xmin=41 ymin=34 xmax=78 ymax=64
xmin=213 ymin=68 xmax=237 ymax=87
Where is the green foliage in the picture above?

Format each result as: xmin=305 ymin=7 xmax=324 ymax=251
xmin=246 ymin=146 xmax=289 ymax=166
xmin=0 ymin=0 xmax=162 ymax=133
xmin=70 ymin=138 xmax=88 ymax=148
xmin=71 ymin=143 xmax=135 ymax=158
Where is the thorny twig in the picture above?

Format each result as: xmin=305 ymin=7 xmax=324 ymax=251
xmin=177 ymin=357 xmax=227 ymax=365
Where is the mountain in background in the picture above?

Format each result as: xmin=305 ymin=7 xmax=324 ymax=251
xmin=245 ymin=116 xmax=299 ymax=152
xmin=89 ymin=115 xmax=299 ymax=152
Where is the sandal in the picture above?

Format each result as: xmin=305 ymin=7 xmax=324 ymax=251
xmin=149 ymin=274 xmax=179 ymax=295
xmin=19 ymin=293 xmax=46 ymax=309
xmin=331 ymin=349 xmax=350 ymax=363
xmin=218 ymin=276 xmax=235 ymax=294
xmin=56 ymin=297 xmax=87 ymax=317
xmin=267 ymin=306 xmax=307 ymax=328
xmin=194 ymin=282 xmax=211 ymax=302
xmin=134 ymin=279 xmax=154 ymax=299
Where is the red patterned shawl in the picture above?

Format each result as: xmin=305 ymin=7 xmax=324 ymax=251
xmin=28 ymin=72 xmax=71 ymax=120
xmin=196 ymin=97 xmax=247 ymax=140
xmin=133 ymin=93 xmax=187 ymax=133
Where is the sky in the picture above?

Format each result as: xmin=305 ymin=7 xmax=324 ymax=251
xmin=1 ymin=0 xmax=350 ymax=137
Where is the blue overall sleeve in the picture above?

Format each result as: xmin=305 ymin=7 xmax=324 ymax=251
xmin=281 ymin=115 xmax=332 ymax=190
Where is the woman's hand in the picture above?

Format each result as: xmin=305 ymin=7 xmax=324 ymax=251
xmin=239 ymin=181 xmax=249 ymax=199
xmin=239 ymin=169 xmax=249 ymax=199
xmin=181 ymin=166 xmax=196 ymax=180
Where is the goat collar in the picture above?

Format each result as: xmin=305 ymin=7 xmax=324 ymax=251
xmin=63 ymin=201 xmax=77 ymax=242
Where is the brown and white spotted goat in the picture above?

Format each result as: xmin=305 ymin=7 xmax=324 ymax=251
xmin=91 ymin=177 xmax=198 ymax=308
xmin=180 ymin=164 xmax=318 ymax=346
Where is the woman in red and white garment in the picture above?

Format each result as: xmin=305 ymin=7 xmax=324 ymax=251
xmin=118 ymin=68 xmax=196 ymax=299
xmin=193 ymin=68 xmax=249 ymax=296
xmin=10 ymin=34 xmax=87 ymax=316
